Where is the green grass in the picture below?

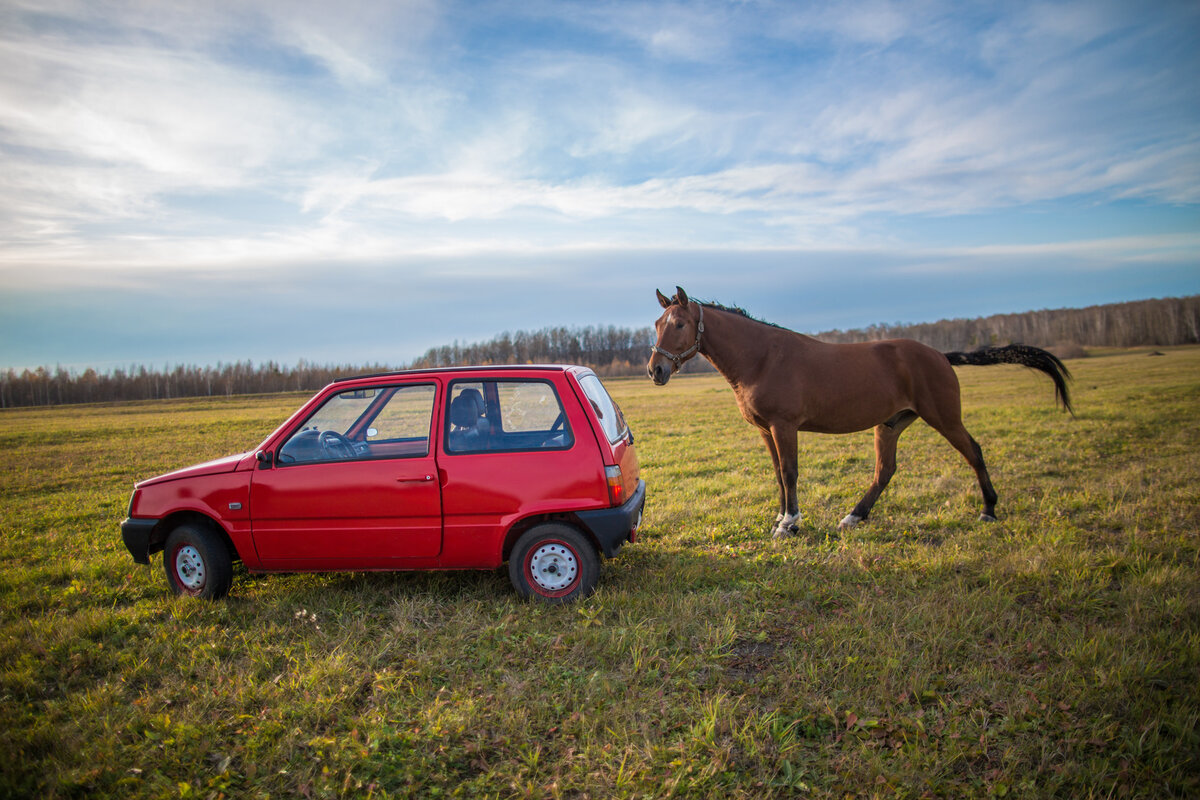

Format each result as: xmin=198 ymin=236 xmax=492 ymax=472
xmin=2 ymin=348 xmax=1198 ymax=798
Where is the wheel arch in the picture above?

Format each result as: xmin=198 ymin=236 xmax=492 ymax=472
xmin=500 ymin=513 xmax=599 ymax=563
xmin=151 ymin=511 xmax=240 ymax=563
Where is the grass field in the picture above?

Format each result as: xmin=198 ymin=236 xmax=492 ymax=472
xmin=1 ymin=347 xmax=1198 ymax=799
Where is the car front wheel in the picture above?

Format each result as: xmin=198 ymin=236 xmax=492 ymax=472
xmin=163 ymin=522 xmax=233 ymax=600
xmin=509 ymin=524 xmax=599 ymax=603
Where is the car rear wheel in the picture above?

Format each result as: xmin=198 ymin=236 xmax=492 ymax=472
xmin=163 ymin=522 xmax=233 ymax=600
xmin=509 ymin=524 xmax=598 ymax=603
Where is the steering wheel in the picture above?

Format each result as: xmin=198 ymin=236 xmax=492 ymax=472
xmin=318 ymin=430 xmax=355 ymax=459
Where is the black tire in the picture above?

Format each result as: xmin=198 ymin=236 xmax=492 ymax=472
xmin=508 ymin=524 xmax=599 ymax=603
xmin=163 ymin=522 xmax=233 ymax=600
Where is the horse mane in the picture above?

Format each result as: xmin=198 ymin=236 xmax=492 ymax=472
xmin=696 ymin=300 xmax=787 ymax=331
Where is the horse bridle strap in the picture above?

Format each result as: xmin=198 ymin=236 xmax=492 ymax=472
xmin=651 ymin=303 xmax=704 ymax=371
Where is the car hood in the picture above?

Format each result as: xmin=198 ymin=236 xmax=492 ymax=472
xmin=137 ymin=452 xmax=250 ymax=487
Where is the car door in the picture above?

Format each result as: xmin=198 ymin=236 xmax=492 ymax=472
xmin=439 ymin=377 xmax=606 ymax=567
xmin=249 ymin=381 xmax=442 ymax=568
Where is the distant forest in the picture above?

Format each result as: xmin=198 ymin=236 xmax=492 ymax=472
xmin=3 ymin=295 xmax=1197 ymax=408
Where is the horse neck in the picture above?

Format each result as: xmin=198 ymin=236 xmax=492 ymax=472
xmin=697 ymin=305 xmax=777 ymax=388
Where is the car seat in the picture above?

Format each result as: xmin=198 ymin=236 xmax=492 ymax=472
xmin=449 ymin=389 xmax=489 ymax=451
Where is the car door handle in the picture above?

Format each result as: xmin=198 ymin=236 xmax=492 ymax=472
xmin=396 ymin=475 xmax=435 ymax=483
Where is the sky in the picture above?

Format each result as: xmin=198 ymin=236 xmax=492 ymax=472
xmin=1 ymin=0 xmax=1197 ymax=372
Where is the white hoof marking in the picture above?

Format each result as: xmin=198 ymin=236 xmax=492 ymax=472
xmin=771 ymin=513 xmax=801 ymax=538
xmin=838 ymin=514 xmax=863 ymax=531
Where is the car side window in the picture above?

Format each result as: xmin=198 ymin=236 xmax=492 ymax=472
xmin=278 ymin=384 xmax=436 ymax=464
xmin=446 ymin=380 xmax=573 ymax=453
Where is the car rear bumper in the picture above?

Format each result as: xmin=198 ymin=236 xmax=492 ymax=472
xmin=577 ymin=479 xmax=646 ymax=558
xmin=121 ymin=517 xmax=160 ymax=565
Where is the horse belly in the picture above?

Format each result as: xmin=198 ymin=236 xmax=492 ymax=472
xmin=799 ymin=406 xmax=899 ymax=435
xmin=795 ymin=384 xmax=910 ymax=434
xmin=742 ymin=389 xmax=901 ymax=435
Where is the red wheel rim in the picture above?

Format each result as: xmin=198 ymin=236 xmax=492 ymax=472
xmin=171 ymin=542 xmax=206 ymax=595
xmin=523 ymin=539 xmax=580 ymax=598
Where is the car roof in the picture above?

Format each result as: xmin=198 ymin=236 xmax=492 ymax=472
xmin=333 ymin=364 xmax=590 ymax=384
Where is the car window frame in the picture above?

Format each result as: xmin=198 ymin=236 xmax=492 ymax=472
xmin=276 ymin=382 xmax=438 ymax=466
xmin=443 ymin=377 xmax=575 ymax=455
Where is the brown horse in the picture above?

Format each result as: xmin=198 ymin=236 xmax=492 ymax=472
xmin=647 ymin=287 xmax=1072 ymax=536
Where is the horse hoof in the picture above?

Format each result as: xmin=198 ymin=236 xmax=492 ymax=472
xmin=837 ymin=514 xmax=863 ymax=531
xmin=979 ymin=513 xmax=998 ymax=523
xmin=772 ymin=524 xmax=800 ymax=539
xmin=771 ymin=515 xmax=801 ymax=538
xmin=770 ymin=513 xmax=802 ymax=539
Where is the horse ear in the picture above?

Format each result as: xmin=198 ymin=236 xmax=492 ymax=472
xmin=675 ymin=286 xmax=690 ymax=308
xmin=656 ymin=289 xmax=672 ymax=309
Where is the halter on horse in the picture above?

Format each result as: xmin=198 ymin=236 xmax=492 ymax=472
xmin=649 ymin=303 xmax=703 ymax=374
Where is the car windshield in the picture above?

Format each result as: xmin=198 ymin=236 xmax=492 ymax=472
xmin=278 ymin=384 xmax=436 ymax=463
xmin=304 ymin=388 xmax=381 ymax=434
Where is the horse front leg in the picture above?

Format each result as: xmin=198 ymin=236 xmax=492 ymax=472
xmin=759 ymin=429 xmax=787 ymax=534
xmin=768 ymin=425 xmax=801 ymax=538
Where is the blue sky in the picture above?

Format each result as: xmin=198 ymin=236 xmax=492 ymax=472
xmin=1 ymin=0 xmax=1197 ymax=371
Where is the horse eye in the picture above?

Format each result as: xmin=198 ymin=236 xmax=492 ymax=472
xmin=674 ymin=322 xmax=684 ymax=330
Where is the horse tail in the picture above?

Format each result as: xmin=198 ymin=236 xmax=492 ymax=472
xmin=944 ymin=344 xmax=1074 ymax=415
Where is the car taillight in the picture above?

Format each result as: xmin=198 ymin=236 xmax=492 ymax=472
xmin=605 ymin=465 xmax=624 ymax=506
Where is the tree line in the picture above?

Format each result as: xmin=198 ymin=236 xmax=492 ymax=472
xmin=0 ymin=361 xmax=388 ymax=410
xmin=815 ymin=295 xmax=1200 ymax=353
xmin=404 ymin=325 xmax=707 ymax=377
xmin=2 ymin=295 xmax=1196 ymax=408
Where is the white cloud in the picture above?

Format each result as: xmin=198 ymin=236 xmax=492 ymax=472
xmin=801 ymin=0 xmax=914 ymax=45
xmin=0 ymin=0 xmax=1194 ymax=296
xmin=269 ymin=0 xmax=440 ymax=84
xmin=0 ymin=35 xmax=326 ymax=228
xmin=285 ymin=25 xmax=383 ymax=85
xmin=567 ymin=89 xmax=702 ymax=157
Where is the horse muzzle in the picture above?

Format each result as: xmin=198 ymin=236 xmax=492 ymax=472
xmin=647 ymin=358 xmax=671 ymax=386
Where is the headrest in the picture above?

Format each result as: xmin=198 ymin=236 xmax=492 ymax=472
xmin=450 ymin=389 xmax=485 ymax=428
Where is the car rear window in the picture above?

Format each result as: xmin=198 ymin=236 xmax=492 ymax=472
xmin=578 ymin=374 xmax=627 ymax=444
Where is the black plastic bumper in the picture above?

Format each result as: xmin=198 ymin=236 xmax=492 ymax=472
xmin=577 ymin=479 xmax=646 ymax=558
xmin=121 ymin=517 xmax=160 ymax=565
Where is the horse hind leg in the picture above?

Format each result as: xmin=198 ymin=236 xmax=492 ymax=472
xmin=839 ymin=411 xmax=917 ymax=530
xmin=965 ymin=433 xmax=998 ymax=522
xmin=928 ymin=419 xmax=999 ymax=522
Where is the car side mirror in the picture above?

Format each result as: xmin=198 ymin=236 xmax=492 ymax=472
xmin=255 ymin=450 xmax=273 ymax=468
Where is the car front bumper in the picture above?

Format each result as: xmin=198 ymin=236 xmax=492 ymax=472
xmin=577 ymin=479 xmax=646 ymax=558
xmin=121 ymin=517 xmax=160 ymax=565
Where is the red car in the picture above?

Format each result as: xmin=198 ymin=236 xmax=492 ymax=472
xmin=121 ymin=366 xmax=645 ymax=603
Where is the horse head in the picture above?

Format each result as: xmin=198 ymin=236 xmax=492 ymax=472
xmin=647 ymin=286 xmax=705 ymax=386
